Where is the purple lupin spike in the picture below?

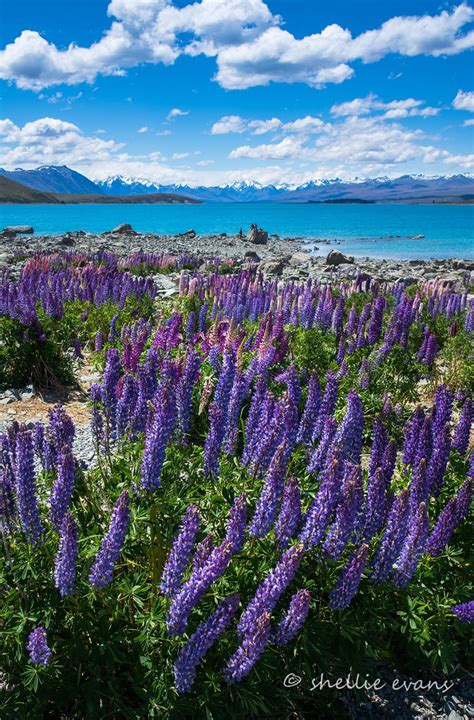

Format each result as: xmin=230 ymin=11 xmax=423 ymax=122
xmin=329 ymin=543 xmax=369 ymax=610
xmin=272 ymin=589 xmax=311 ymax=646
xmin=89 ymin=491 xmax=130 ymax=589
xmin=451 ymin=601 xmax=474 ymax=623
xmin=392 ymin=502 xmax=429 ymax=588
xmin=275 ymin=476 xmax=302 ymax=551
xmin=160 ymin=505 xmax=200 ymax=598
xmin=53 ymin=512 xmax=78 ymax=597
xmin=224 ymin=612 xmax=271 ymax=684
xmin=174 ymin=593 xmax=240 ymax=694
xmin=27 ymin=626 xmax=52 ymax=666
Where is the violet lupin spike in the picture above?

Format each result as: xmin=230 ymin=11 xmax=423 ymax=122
xmin=452 ymin=398 xmax=472 ymax=456
xmin=329 ymin=543 xmax=369 ymax=611
xmin=451 ymin=601 xmax=474 ymax=623
xmin=370 ymin=490 xmax=410 ymax=583
xmin=14 ymin=428 xmax=44 ymax=545
xmin=174 ymin=593 xmax=240 ymax=694
xmin=89 ymin=491 xmax=130 ymax=589
xmin=50 ymin=444 xmax=75 ymax=528
xmin=225 ymin=493 xmax=247 ymax=553
xmin=160 ymin=505 xmax=200 ymax=598
xmin=272 ymin=589 xmax=311 ymax=646
xmin=333 ymin=390 xmax=364 ymax=464
xmin=237 ymin=544 xmax=303 ymax=638
xmin=224 ymin=612 xmax=271 ymax=684
xmin=53 ymin=512 xmax=78 ymax=597
xmin=299 ymin=451 xmax=343 ymax=551
xmin=323 ymin=464 xmax=363 ymax=559
xmin=274 ymin=476 xmax=302 ymax=551
xmin=392 ymin=502 xmax=429 ymax=588
xmin=249 ymin=442 xmax=288 ymax=539
xmin=27 ymin=627 xmax=52 ymax=666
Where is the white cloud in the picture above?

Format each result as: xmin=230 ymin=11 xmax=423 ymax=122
xmin=166 ymin=107 xmax=189 ymax=121
xmin=248 ymin=118 xmax=282 ymax=135
xmin=211 ymin=115 xmax=246 ymax=134
xmin=172 ymin=151 xmax=190 ymax=159
xmin=331 ymin=94 xmax=440 ymax=118
xmin=211 ymin=113 xmax=324 ymax=136
xmin=1 ymin=114 xmax=472 ymax=186
xmin=0 ymin=116 xmax=123 ymax=166
xmin=156 ymin=129 xmax=171 ymax=136
xmin=138 ymin=126 xmax=150 ymax=133
xmin=464 ymin=118 xmax=474 ymax=126
xmin=453 ymin=89 xmax=474 ymax=112
xmin=0 ymin=2 xmax=472 ymax=91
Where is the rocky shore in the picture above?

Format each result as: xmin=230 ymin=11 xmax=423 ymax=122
xmin=1 ymin=223 xmax=473 ymax=288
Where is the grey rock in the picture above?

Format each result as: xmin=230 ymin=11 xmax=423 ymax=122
xmin=259 ymin=258 xmax=286 ymax=276
xmin=3 ymin=225 xmax=34 ymax=234
xmin=60 ymin=234 xmax=76 ymax=246
xmin=326 ymin=250 xmax=354 ymax=266
xmin=111 ymin=223 xmax=136 ymax=234
xmin=247 ymin=224 xmax=268 ymax=245
xmin=244 ymin=250 xmax=261 ymax=262
xmin=20 ymin=385 xmax=34 ymax=400
xmin=178 ymin=229 xmax=196 ymax=238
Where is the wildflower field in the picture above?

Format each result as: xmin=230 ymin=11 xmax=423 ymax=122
xmin=0 ymin=251 xmax=472 ymax=719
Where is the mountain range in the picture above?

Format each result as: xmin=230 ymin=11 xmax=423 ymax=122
xmin=0 ymin=165 xmax=473 ymax=203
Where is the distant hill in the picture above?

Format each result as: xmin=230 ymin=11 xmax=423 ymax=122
xmin=0 ymin=176 xmax=201 ymax=204
xmin=0 ymin=165 xmax=103 ymax=195
xmin=53 ymin=192 xmax=201 ymax=204
xmin=0 ymin=175 xmax=59 ymax=203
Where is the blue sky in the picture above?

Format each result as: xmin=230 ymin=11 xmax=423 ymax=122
xmin=0 ymin=0 xmax=473 ymax=186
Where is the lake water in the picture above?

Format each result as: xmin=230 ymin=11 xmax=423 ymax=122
xmin=1 ymin=202 xmax=473 ymax=260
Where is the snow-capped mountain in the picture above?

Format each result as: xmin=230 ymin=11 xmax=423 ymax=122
xmin=0 ymin=165 xmax=103 ymax=195
xmin=1 ymin=166 xmax=472 ymax=202
xmin=96 ymin=173 xmax=473 ymax=202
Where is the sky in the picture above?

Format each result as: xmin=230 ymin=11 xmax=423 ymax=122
xmin=0 ymin=0 xmax=473 ymax=187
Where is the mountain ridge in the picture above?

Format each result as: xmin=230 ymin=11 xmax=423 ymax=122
xmin=0 ymin=165 xmax=473 ymax=203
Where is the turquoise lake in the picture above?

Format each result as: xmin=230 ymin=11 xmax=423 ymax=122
xmin=1 ymin=202 xmax=473 ymax=260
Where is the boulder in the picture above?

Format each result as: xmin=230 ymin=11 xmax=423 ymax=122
xmin=244 ymin=250 xmax=261 ymax=263
xmin=326 ymin=250 xmax=354 ymax=266
xmin=259 ymin=258 xmax=286 ymax=276
xmin=111 ymin=223 xmax=136 ymax=234
xmin=179 ymin=229 xmax=196 ymax=238
xmin=3 ymin=225 xmax=34 ymax=234
xmin=60 ymin=234 xmax=76 ymax=246
xmin=247 ymin=223 xmax=268 ymax=245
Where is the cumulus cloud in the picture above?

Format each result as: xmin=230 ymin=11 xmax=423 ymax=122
xmin=138 ymin=126 xmax=150 ymax=133
xmin=211 ymin=114 xmax=324 ymax=136
xmin=0 ymin=1 xmax=472 ymax=91
xmin=453 ymin=89 xmax=474 ymax=112
xmin=331 ymin=94 xmax=440 ymax=118
xmin=0 ymin=117 xmax=123 ymax=166
xmin=211 ymin=115 xmax=247 ymax=134
xmin=1 ymin=114 xmax=472 ymax=185
xmin=171 ymin=151 xmax=190 ymax=159
xmin=228 ymin=115 xmax=452 ymax=171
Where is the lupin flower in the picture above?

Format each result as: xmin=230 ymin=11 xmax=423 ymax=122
xmin=452 ymin=398 xmax=472 ymax=455
xmin=237 ymin=544 xmax=303 ymax=638
xmin=311 ymin=371 xmax=338 ymax=443
xmin=249 ymin=442 xmax=288 ymax=539
xmin=299 ymin=451 xmax=343 ymax=550
xmin=323 ymin=464 xmax=363 ymax=559
xmin=451 ymin=601 xmax=474 ymax=623
xmin=225 ymin=493 xmax=247 ymax=553
xmin=166 ymin=540 xmax=235 ymax=636
xmin=368 ymin=417 xmax=387 ymax=479
xmin=160 ymin=505 xmax=200 ymax=598
xmin=141 ymin=383 xmax=177 ymax=490
xmin=334 ymin=390 xmax=364 ymax=464
xmin=224 ymin=612 xmax=271 ymax=684
xmin=272 ymin=589 xmax=311 ymax=646
xmin=307 ymin=416 xmax=337 ymax=475
xmin=174 ymin=593 xmax=239 ymax=694
xmin=89 ymin=491 xmax=130 ymax=589
xmin=192 ymin=534 xmax=214 ymax=572
xmin=370 ymin=490 xmax=409 ymax=583
xmin=392 ymin=502 xmax=429 ymax=588
xmin=50 ymin=444 xmax=75 ymax=528
xmin=54 ymin=512 xmax=78 ymax=597
xmin=27 ymin=626 xmax=52 ymax=666
xmin=329 ymin=543 xmax=369 ymax=611
xmin=296 ymin=373 xmax=321 ymax=445
xmin=275 ymin=476 xmax=302 ymax=550
xmin=14 ymin=428 xmax=44 ymax=544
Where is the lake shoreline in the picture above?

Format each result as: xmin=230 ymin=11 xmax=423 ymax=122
xmin=1 ymin=227 xmax=473 ymax=288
